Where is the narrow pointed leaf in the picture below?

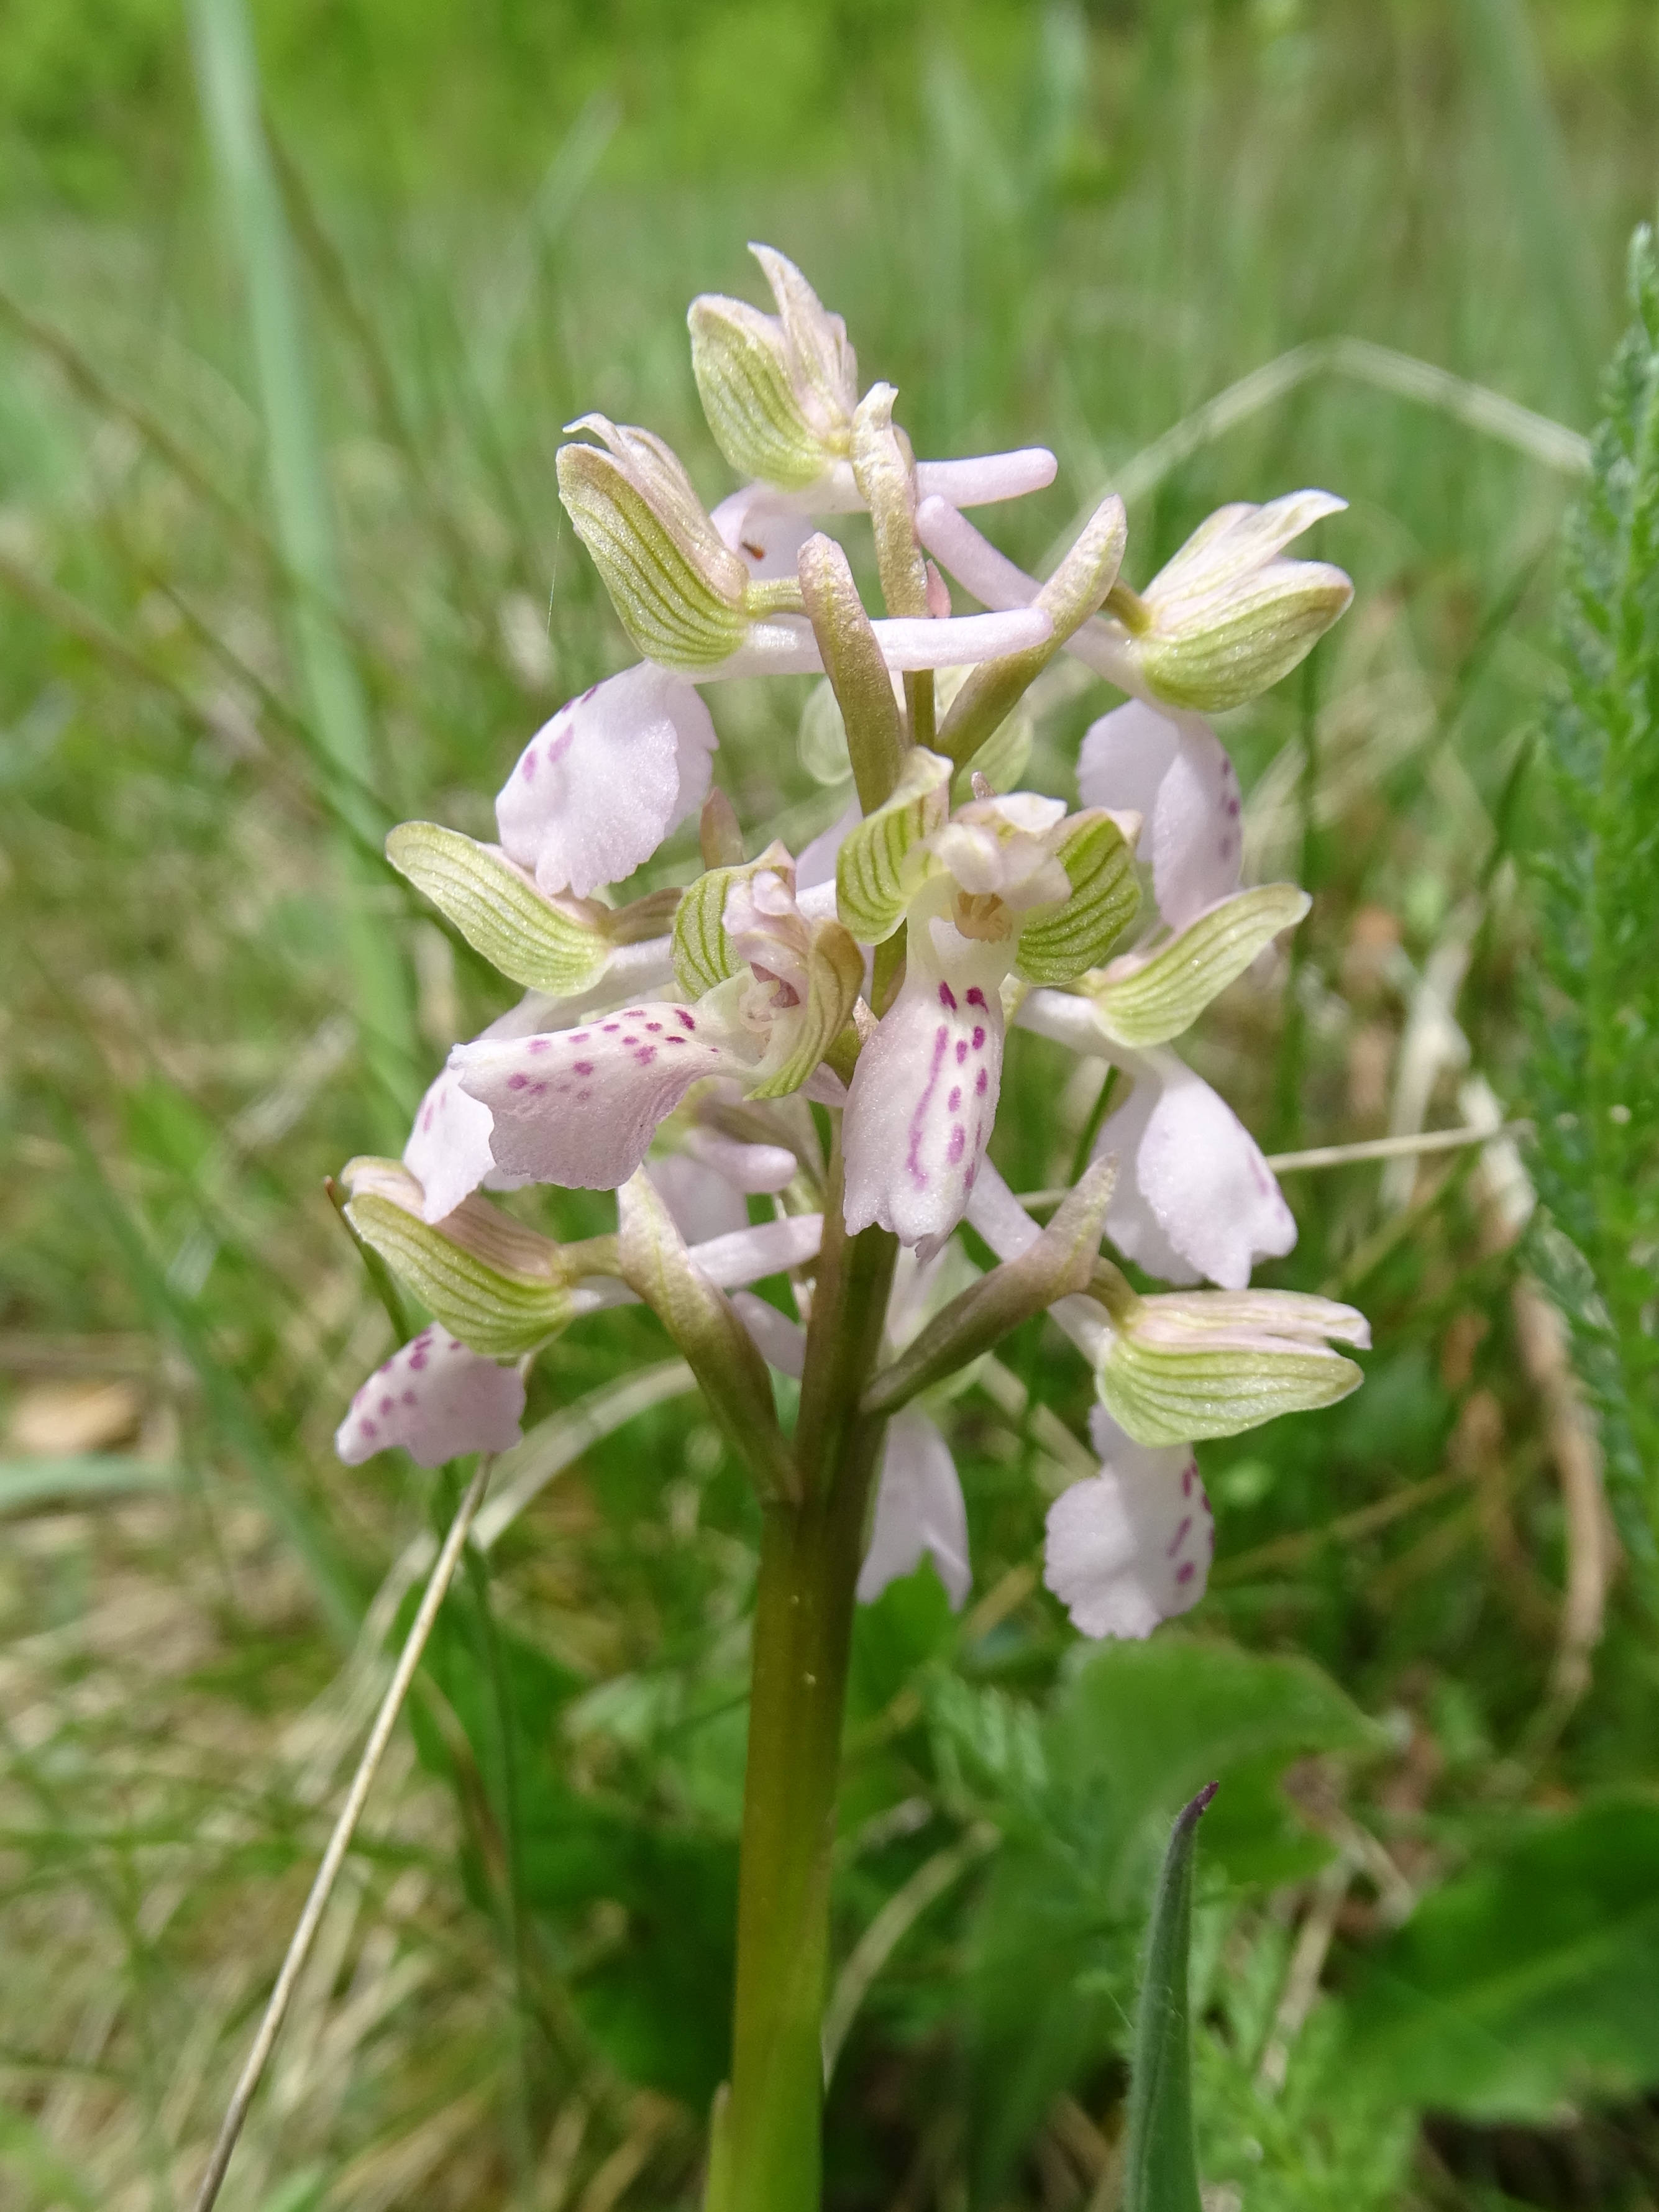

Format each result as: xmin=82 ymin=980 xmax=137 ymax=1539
xmin=617 ymin=1170 xmax=798 ymax=1499
xmin=798 ymin=532 xmax=905 ymax=811
xmin=1123 ymin=1783 xmax=1215 ymax=2212
xmin=862 ymin=1157 xmax=1116 ymax=1415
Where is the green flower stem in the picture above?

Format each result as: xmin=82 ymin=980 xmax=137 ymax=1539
xmin=905 ymin=668 xmax=936 ymax=751
xmin=724 ymin=1149 xmax=897 ymax=2211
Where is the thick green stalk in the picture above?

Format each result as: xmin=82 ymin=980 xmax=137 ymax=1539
xmin=189 ymin=0 xmax=416 ymax=1144
xmin=724 ymin=1151 xmax=897 ymax=2211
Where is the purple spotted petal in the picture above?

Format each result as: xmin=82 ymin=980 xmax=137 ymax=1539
xmin=336 ymin=1330 xmax=525 ymax=1469
xmin=453 ymin=1002 xmax=738 ymax=1191
xmin=495 ymin=663 xmax=716 ymax=898
xmin=1043 ymin=1410 xmax=1211 ymax=1638
xmin=842 ymin=967 xmax=1004 ymax=1249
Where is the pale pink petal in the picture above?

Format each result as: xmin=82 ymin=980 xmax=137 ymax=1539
xmin=1076 ymin=700 xmax=1241 ymax=930
xmin=1096 ymin=1050 xmax=1295 ymax=1289
xmin=336 ymin=1329 xmax=525 ymax=1469
xmin=454 ymin=1003 xmax=738 ymax=1191
xmin=914 ymin=494 xmax=1036 ymax=615
xmin=843 ymin=967 xmax=1003 ymax=1249
xmin=731 ymin=1289 xmax=807 ymax=1378
xmin=682 ymin=1126 xmax=798 ymax=1193
xmin=914 ymin=449 xmax=1057 ymax=506
xmin=496 ymin=663 xmax=716 ymax=898
xmin=1042 ymin=1408 xmax=1211 ymax=1638
xmin=716 ymin=606 xmax=1051 ymax=681
xmin=403 ymin=1064 xmax=510 ymax=1223
xmin=802 ymin=1062 xmax=849 ymax=1107
xmin=690 ymin=1212 xmax=823 ymax=1287
xmin=646 ymin=1154 xmax=751 ymax=1245
xmin=857 ymin=1409 xmax=972 ymax=1609
xmin=710 ymin=485 xmax=817 ymax=582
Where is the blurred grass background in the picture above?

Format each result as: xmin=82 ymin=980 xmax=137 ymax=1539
xmin=4 ymin=2 xmax=1659 ymax=2207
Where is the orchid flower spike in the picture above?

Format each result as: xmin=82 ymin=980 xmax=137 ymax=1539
xmin=451 ymin=846 xmax=862 ymax=1197
xmin=837 ymin=748 xmax=1140 ymax=1247
xmin=327 ymin=240 xmax=1375 ymax=1688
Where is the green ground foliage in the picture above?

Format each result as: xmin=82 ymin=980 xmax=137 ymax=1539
xmin=2 ymin=2 xmax=1658 ymax=2207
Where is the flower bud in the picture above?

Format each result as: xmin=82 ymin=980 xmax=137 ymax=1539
xmin=1095 ymin=1283 xmax=1369 ymax=1446
xmin=557 ymin=415 xmax=758 ymax=670
xmin=1114 ymin=491 xmax=1353 ymax=713
xmin=688 ymin=245 xmax=857 ymax=490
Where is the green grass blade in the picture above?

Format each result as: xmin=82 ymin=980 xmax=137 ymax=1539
xmin=187 ymin=0 xmax=416 ymax=1143
xmin=1456 ymin=0 xmax=1603 ymax=414
xmin=0 ymin=1456 xmax=180 ymax=1514
xmin=1123 ymin=1782 xmax=1215 ymax=2212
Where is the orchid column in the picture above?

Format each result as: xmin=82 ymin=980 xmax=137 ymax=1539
xmin=327 ymin=246 xmax=1365 ymax=2212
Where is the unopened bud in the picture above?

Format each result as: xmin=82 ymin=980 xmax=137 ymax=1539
xmin=688 ymin=245 xmax=857 ymax=490
xmin=1095 ymin=1283 xmax=1369 ymax=1446
xmin=1112 ymin=491 xmax=1353 ymax=713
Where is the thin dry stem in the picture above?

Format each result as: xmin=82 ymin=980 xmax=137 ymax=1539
xmin=189 ymin=1453 xmax=495 ymax=2212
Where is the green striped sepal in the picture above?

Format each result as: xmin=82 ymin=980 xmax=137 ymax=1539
xmin=557 ymin=426 xmax=751 ymax=672
xmin=1086 ymin=884 xmax=1310 ymax=1048
xmin=1015 ymin=810 xmax=1140 ymax=985
xmin=672 ymin=841 xmax=795 ymax=998
xmin=689 ymin=295 xmax=829 ymax=491
xmin=749 ymin=918 xmax=866 ymax=1099
xmin=342 ymin=1159 xmax=578 ymax=1358
xmin=834 ymin=746 xmax=951 ymax=943
xmin=387 ymin=823 xmax=614 ymax=996
xmin=1097 ymin=1288 xmax=1368 ymax=1446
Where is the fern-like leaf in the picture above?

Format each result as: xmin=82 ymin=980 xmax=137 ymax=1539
xmin=1523 ymin=223 xmax=1659 ymax=1579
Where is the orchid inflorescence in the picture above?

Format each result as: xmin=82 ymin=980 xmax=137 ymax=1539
xmin=334 ymin=244 xmax=1368 ymax=1647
